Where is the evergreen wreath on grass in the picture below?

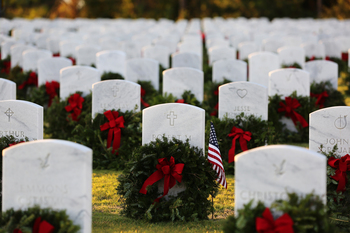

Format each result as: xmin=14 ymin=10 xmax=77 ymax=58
xmin=327 ymin=57 xmax=348 ymax=75
xmin=101 ymin=72 xmax=124 ymax=81
xmin=222 ymin=193 xmax=340 ymax=233
xmin=28 ymin=82 xmax=60 ymax=109
xmin=0 ymin=55 xmax=11 ymax=76
xmin=44 ymin=92 xmax=92 ymax=140
xmin=147 ymin=90 xmax=202 ymax=108
xmin=319 ymin=145 xmax=350 ymax=231
xmin=69 ymin=109 xmax=142 ymax=170
xmin=117 ymin=136 xmax=219 ymax=222
xmin=205 ymin=113 xmax=276 ymax=175
xmin=138 ymin=81 xmax=159 ymax=109
xmin=268 ymin=91 xmax=318 ymax=143
xmin=0 ymin=206 xmax=80 ymax=233
xmin=0 ymin=135 xmax=29 ymax=211
xmin=281 ymin=62 xmax=303 ymax=69
xmin=310 ymin=81 xmax=345 ymax=108
xmin=7 ymin=67 xmax=38 ymax=100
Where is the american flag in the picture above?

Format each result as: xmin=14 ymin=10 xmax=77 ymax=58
xmin=208 ymin=122 xmax=227 ymax=189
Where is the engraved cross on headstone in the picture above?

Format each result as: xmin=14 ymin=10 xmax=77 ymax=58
xmin=112 ymin=86 xmax=119 ymax=97
xmin=167 ymin=111 xmax=177 ymax=126
xmin=4 ymin=108 xmax=14 ymax=122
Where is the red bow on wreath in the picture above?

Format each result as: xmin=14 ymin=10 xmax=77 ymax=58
xmin=175 ymin=99 xmax=185 ymax=103
xmin=210 ymin=87 xmax=219 ymax=116
xmin=341 ymin=52 xmax=348 ymax=62
xmin=14 ymin=217 xmax=54 ymax=233
xmin=1 ymin=61 xmax=11 ymax=74
xmin=68 ymin=57 xmax=76 ymax=65
xmin=9 ymin=141 xmax=25 ymax=147
xmin=328 ymin=154 xmax=350 ymax=192
xmin=228 ymin=126 xmax=251 ymax=163
xmin=65 ymin=93 xmax=84 ymax=121
xmin=100 ymin=110 xmax=125 ymax=154
xmin=256 ymin=208 xmax=294 ymax=233
xmin=140 ymin=156 xmax=184 ymax=202
xmin=309 ymin=56 xmax=315 ymax=61
xmin=278 ymin=97 xmax=308 ymax=128
xmin=19 ymin=72 xmax=38 ymax=90
xmin=311 ymin=91 xmax=328 ymax=109
xmin=140 ymin=87 xmax=150 ymax=107
xmin=45 ymin=81 xmax=60 ymax=107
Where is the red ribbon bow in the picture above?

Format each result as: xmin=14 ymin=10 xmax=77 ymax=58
xmin=278 ymin=97 xmax=308 ymax=128
xmin=9 ymin=141 xmax=25 ymax=147
xmin=100 ymin=110 xmax=125 ymax=154
xmin=309 ymin=56 xmax=315 ymax=61
xmin=140 ymin=156 xmax=184 ymax=202
xmin=1 ymin=61 xmax=11 ymax=74
xmin=210 ymin=87 xmax=219 ymax=116
xmin=19 ymin=72 xmax=38 ymax=90
xmin=45 ymin=81 xmax=60 ymax=107
xmin=256 ymin=208 xmax=294 ymax=233
xmin=341 ymin=52 xmax=348 ymax=61
xmin=311 ymin=91 xmax=329 ymax=109
xmin=175 ymin=99 xmax=185 ymax=103
xmin=53 ymin=53 xmax=60 ymax=57
xmin=65 ymin=93 xmax=84 ymax=121
xmin=328 ymin=154 xmax=350 ymax=192
xmin=228 ymin=126 xmax=252 ymax=163
xmin=13 ymin=217 xmax=54 ymax=233
xmin=140 ymin=87 xmax=150 ymax=107
xmin=68 ymin=57 xmax=76 ymax=65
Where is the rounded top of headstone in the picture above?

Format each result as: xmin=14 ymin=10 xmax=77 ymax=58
xmin=305 ymin=59 xmax=338 ymax=66
xmin=310 ymin=106 xmax=350 ymax=116
xmin=0 ymin=99 xmax=43 ymax=108
xmin=143 ymin=102 xmax=204 ymax=114
xmin=126 ymin=57 xmax=158 ymax=65
xmin=96 ymin=50 xmax=126 ymax=57
xmin=60 ymin=65 xmax=99 ymax=74
xmin=248 ymin=51 xmax=278 ymax=59
xmin=163 ymin=67 xmax=203 ymax=76
xmin=269 ymin=68 xmax=309 ymax=76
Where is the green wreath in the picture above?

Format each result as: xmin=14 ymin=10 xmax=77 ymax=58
xmin=311 ymin=81 xmax=345 ymax=108
xmin=44 ymin=92 xmax=92 ymax=140
xmin=205 ymin=113 xmax=276 ymax=174
xmin=70 ymin=109 xmax=142 ymax=170
xmin=281 ymin=62 xmax=302 ymax=69
xmin=101 ymin=72 xmax=124 ymax=81
xmin=0 ymin=206 xmax=80 ymax=233
xmin=117 ymin=136 xmax=219 ymax=222
xmin=268 ymin=91 xmax=318 ymax=143
xmin=0 ymin=55 xmax=10 ymax=77
xmin=222 ymin=193 xmax=339 ymax=233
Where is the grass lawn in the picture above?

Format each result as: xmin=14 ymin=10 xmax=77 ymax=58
xmin=92 ymin=170 xmax=234 ymax=233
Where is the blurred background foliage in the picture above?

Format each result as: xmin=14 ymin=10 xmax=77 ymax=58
xmin=1 ymin=0 xmax=349 ymax=19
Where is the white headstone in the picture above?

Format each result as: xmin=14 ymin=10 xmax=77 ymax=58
xmin=22 ymin=49 xmax=52 ymax=72
xmin=59 ymin=40 xmax=81 ymax=59
xmin=60 ymin=66 xmax=100 ymax=100
xmin=46 ymin=38 xmax=60 ymax=54
xmin=163 ymin=67 xmax=204 ymax=102
xmin=248 ymin=52 xmax=280 ymax=87
xmin=0 ymin=100 xmax=43 ymax=140
xmin=262 ymin=39 xmax=285 ymax=53
xmin=301 ymin=42 xmax=325 ymax=59
xmin=119 ymin=41 xmax=142 ymax=59
xmin=277 ymin=46 xmax=305 ymax=69
xmin=172 ymin=52 xmax=202 ymax=70
xmin=142 ymin=103 xmax=205 ymax=151
xmin=208 ymin=47 xmax=236 ymax=65
xmin=1 ymin=40 xmax=18 ymax=59
xmin=92 ymin=80 xmax=140 ymax=118
xmin=304 ymin=60 xmax=338 ymax=89
xmin=142 ymin=45 xmax=170 ymax=69
xmin=76 ymin=44 xmax=100 ymax=66
xmin=238 ymin=42 xmax=259 ymax=60
xmin=2 ymin=139 xmax=92 ymax=233
xmin=268 ymin=68 xmax=310 ymax=97
xmin=10 ymin=44 xmax=34 ymax=68
xmin=310 ymin=106 xmax=350 ymax=156
xmin=0 ymin=78 xmax=16 ymax=100
xmin=96 ymin=50 xmax=126 ymax=77
xmin=38 ymin=57 xmax=72 ymax=86
xmin=320 ymin=39 xmax=342 ymax=59
xmin=212 ymin=59 xmax=247 ymax=83
xmin=219 ymin=81 xmax=268 ymax=120
xmin=235 ymin=145 xmax=326 ymax=214
xmin=125 ymin=58 xmax=159 ymax=91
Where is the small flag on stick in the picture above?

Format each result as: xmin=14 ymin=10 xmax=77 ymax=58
xmin=208 ymin=122 xmax=227 ymax=189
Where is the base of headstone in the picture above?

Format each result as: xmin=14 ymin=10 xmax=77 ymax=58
xmin=280 ymin=117 xmax=297 ymax=132
xmin=158 ymin=178 xmax=186 ymax=200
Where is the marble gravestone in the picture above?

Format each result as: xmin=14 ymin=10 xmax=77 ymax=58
xmin=76 ymin=45 xmax=100 ymax=66
xmin=218 ymin=81 xmax=268 ymax=120
xmin=59 ymin=40 xmax=81 ymax=59
xmin=2 ymin=139 xmax=92 ymax=233
xmin=163 ymin=67 xmax=204 ymax=102
xmin=1 ymin=40 xmax=18 ymax=59
xmin=301 ymin=42 xmax=325 ymax=59
xmin=46 ymin=38 xmax=60 ymax=54
xmin=22 ymin=49 xmax=52 ymax=72
xmin=171 ymin=52 xmax=202 ymax=70
xmin=142 ymin=103 xmax=205 ymax=151
xmin=235 ymin=145 xmax=326 ymax=214
xmin=269 ymin=68 xmax=310 ymax=132
xmin=96 ymin=50 xmax=126 ymax=78
xmin=304 ymin=60 xmax=338 ymax=89
xmin=0 ymin=78 xmax=16 ymax=100
xmin=0 ymin=100 xmax=43 ymax=140
xmin=310 ymin=106 xmax=350 ymax=156
xmin=238 ymin=42 xmax=259 ymax=60
xmin=60 ymin=66 xmax=101 ymax=100
xmin=92 ymin=80 xmax=140 ymax=118
xmin=10 ymin=44 xmax=34 ymax=68
xmin=268 ymin=68 xmax=310 ymax=98
xmin=38 ymin=57 xmax=72 ymax=86
xmin=277 ymin=46 xmax=305 ymax=69
xmin=142 ymin=45 xmax=170 ymax=69
xmin=212 ymin=59 xmax=247 ymax=83
xmin=249 ymin=52 xmax=280 ymax=88
xmin=125 ymin=58 xmax=159 ymax=91
xmin=208 ymin=47 xmax=236 ymax=65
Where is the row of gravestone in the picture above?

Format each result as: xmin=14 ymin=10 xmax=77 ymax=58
xmin=4 ymin=101 xmax=348 ymax=231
